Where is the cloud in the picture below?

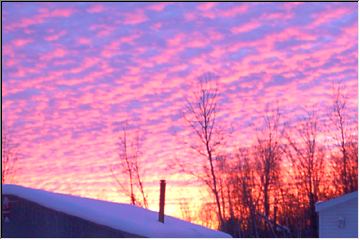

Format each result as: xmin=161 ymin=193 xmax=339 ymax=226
xmin=42 ymin=8 xmax=75 ymax=18
xmin=5 ymin=6 xmax=76 ymax=31
xmin=218 ymin=4 xmax=248 ymax=18
xmin=197 ymin=2 xmax=217 ymax=11
xmin=77 ymin=37 xmax=91 ymax=45
xmin=231 ymin=20 xmax=261 ymax=34
xmin=13 ymin=38 xmax=33 ymax=47
xmin=310 ymin=5 xmax=352 ymax=27
xmin=122 ymin=9 xmax=148 ymax=25
xmin=44 ymin=30 xmax=67 ymax=41
xmin=147 ymin=3 xmax=169 ymax=12
xmin=86 ymin=4 xmax=105 ymax=13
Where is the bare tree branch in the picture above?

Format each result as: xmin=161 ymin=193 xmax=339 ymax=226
xmin=112 ymin=121 xmax=148 ymax=208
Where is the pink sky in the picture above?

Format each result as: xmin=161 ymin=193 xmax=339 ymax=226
xmin=2 ymin=2 xmax=358 ymax=218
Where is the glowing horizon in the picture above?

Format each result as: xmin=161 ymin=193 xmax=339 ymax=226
xmin=2 ymin=2 xmax=358 ymax=222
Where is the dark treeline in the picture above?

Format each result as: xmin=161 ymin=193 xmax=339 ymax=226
xmin=181 ymin=76 xmax=358 ymax=237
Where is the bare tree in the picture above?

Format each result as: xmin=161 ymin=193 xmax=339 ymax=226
xmin=111 ymin=121 xmax=148 ymax=208
xmin=284 ymin=109 xmax=325 ymax=237
xmin=2 ymin=122 xmax=18 ymax=183
xmin=183 ymin=73 xmax=225 ymax=226
xmin=179 ymin=197 xmax=194 ymax=222
xmin=197 ymin=201 xmax=219 ymax=229
xmin=254 ymin=107 xmax=283 ymax=225
xmin=234 ymin=147 xmax=260 ymax=237
xmin=330 ymin=85 xmax=358 ymax=194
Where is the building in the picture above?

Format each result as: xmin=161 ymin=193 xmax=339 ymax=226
xmin=2 ymin=184 xmax=231 ymax=238
xmin=315 ymin=191 xmax=358 ymax=238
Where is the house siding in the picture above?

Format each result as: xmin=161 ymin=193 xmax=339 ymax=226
xmin=318 ymin=198 xmax=358 ymax=238
xmin=2 ymin=195 xmax=142 ymax=238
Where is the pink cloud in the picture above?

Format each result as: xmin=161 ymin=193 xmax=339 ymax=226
xmin=6 ymin=7 xmax=76 ymax=31
xmin=202 ymin=11 xmax=218 ymax=19
xmin=147 ymin=3 xmax=168 ymax=12
xmin=101 ymin=32 xmax=141 ymax=58
xmin=151 ymin=22 xmax=162 ymax=31
xmin=53 ymin=48 xmax=67 ymax=58
xmin=219 ymin=5 xmax=248 ymax=18
xmin=53 ymin=8 xmax=74 ymax=17
xmin=45 ymin=30 xmax=67 ymax=41
xmin=87 ymin=4 xmax=105 ymax=13
xmin=6 ymin=17 xmax=44 ymax=31
xmin=122 ymin=10 xmax=148 ymax=25
xmin=231 ymin=21 xmax=261 ymax=34
xmin=4 ymin=59 xmax=15 ymax=67
xmin=41 ymin=48 xmax=68 ymax=61
xmin=186 ymin=4 xmax=248 ymax=21
xmin=311 ymin=7 xmax=351 ymax=27
xmin=90 ymin=24 xmax=115 ymax=37
xmin=184 ymin=12 xmax=197 ymax=22
xmin=197 ymin=3 xmax=217 ymax=11
xmin=282 ymin=2 xmax=304 ymax=11
xmin=77 ymin=37 xmax=91 ymax=45
xmin=262 ymin=11 xmax=293 ymax=22
xmin=167 ymin=33 xmax=186 ymax=47
xmin=39 ymin=7 xmax=75 ymax=18
xmin=13 ymin=38 xmax=32 ymax=47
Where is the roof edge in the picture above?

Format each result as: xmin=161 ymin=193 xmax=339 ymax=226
xmin=315 ymin=191 xmax=358 ymax=212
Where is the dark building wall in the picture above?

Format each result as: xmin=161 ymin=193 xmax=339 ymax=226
xmin=1 ymin=195 xmax=143 ymax=238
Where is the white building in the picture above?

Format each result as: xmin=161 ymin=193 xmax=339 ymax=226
xmin=315 ymin=191 xmax=358 ymax=238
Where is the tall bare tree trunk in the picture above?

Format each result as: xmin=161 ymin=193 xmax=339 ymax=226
xmin=285 ymin=109 xmax=324 ymax=237
xmin=183 ymin=74 xmax=224 ymax=226
xmin=255 ymin=107 xmax=282 ymax=233
xmin=331 ymin=85 xmax=357 ymax=194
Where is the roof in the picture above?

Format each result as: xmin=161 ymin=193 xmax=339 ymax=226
xmin=315 ymin=191 xmax=358 ymax=212
xmin=2 ymin=184 xmax=231 ymax=238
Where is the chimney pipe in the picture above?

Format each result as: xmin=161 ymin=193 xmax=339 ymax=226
xmin=158 ymin=179 xmax=166 ymax=223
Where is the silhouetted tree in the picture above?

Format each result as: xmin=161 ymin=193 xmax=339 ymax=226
xmin=284 ymin=109 xmax=325 ymax=237
xmin=2 ymin=122 xmax=18 ymax=183
xmin=174 ymin=78 xmax=357 ymax=236
xmin=233 ymin=147 xmax=260 ymax=237
xmin=330 ymin=85 xmax=358 ymax=194
xmin=179 ymin=197 xmax=194 ymax=222
xmin=254 ymin=107 xmax=283 ymax=235
xmin=183 ymin=73 xmax=225 ymax=226
xmin=111 ymin=121 xmax=148 ymax=208
xmin=198 ymin=201 xmax=219 ymax=229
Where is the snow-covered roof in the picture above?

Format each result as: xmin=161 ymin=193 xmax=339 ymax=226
xmin=315 ymin=191 xmax=358 ymax=212
xmin=2 ymin=184 xmax=231 ymax=238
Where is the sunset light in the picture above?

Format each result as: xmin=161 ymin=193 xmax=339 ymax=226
xmin=2 ymin=2 xmax=358 ymax=238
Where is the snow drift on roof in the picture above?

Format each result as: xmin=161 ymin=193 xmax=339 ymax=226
xmin=315 ymin=191 xmax=358 ymax=212
xmin=2 ymin=184 xmax=231 ymax=238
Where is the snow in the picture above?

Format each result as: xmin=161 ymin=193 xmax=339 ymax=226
xmin=2 ymin=184 xmax=231 ymax=238
xmin=315 ymin=191 xmax=358 ymax=212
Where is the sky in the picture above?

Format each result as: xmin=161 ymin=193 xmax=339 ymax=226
xmin=2 ymin=2 xmax=358 ymax=219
